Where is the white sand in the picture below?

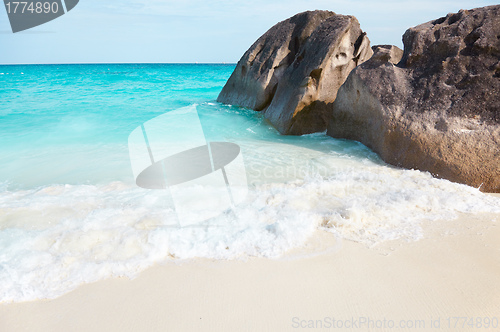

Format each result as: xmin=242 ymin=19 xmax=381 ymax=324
xmin=1 ymin=203 xmax=499 ymax=331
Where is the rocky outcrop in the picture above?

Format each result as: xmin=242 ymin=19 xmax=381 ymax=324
xmin=327 ymin=5 xmax=500 ymax=192
xmin=217 ymin=10 xmax=373 ymax=134
xmin=366 ymin=45 xmax=403 ymax=66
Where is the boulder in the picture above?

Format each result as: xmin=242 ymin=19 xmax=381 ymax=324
xmin=217 ymin=10 xmax=373 ymax=134
xmin=367 ymin=45 xmax=403 ymax=66
xmin=327 ymin=5 xmax=500 ymax=192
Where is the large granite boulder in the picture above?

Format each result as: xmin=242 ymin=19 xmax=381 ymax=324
xmin=217 ymin=10 xmax=373 ymax=134
xmin=327 ymin=5 xmax=500 ymax=192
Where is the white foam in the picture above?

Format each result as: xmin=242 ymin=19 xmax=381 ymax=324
xmin=0 ymin=163 xmax=499 ymax=303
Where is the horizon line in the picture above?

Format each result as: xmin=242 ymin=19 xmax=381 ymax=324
xmin=0 ymin=62 xmax=237 ymax=66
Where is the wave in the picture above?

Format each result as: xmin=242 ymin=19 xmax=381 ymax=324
xmin=1 ymin=165 xmax=499 ymax=303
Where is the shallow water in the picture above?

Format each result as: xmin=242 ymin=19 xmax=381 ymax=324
xmin=1 ymin=64 xmax=499 ymax=302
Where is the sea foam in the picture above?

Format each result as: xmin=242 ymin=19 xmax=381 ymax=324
xmin=1 ymin=64 xmax=499 ymax=303
xmin=1 ymin=165 xmax=499 ymax=303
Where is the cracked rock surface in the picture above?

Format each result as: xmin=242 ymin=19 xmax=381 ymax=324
xmin=217 ymin=10 xmax=372 ymax=134
xmin=328 ymin=5 xmax=500 ymax=192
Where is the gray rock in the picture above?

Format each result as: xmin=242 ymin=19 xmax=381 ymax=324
xmin=217 ymin=10 xmax=372 ymax=134
xmin=328 ymin=5 xmax=500 ymax=192
xmin=368 ymin=45 xmax=403 ymax=66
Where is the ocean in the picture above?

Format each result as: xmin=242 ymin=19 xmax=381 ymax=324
xmin=1 ymin=63 xmax=499 ymax=303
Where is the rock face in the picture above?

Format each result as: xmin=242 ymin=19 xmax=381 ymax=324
xmin=366 ymin=45 xmax=403 ymax=66
xmin=217 ymin=10 xmax=373 ymax=134
xmin=328 ymin=5 xmax=500 ymax=192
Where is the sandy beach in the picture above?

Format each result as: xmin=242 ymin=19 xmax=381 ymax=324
xmin=1 ymin=195 xmax=499 ymax=332
xmin=2 ymin=2 xmax=499 ymax=331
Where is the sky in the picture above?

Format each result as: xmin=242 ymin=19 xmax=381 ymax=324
xmin=0 ymin=0 xmax=498 ymax=64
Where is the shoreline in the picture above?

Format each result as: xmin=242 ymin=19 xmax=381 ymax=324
xmin=1 ymin=197 xmax=499 ymax=331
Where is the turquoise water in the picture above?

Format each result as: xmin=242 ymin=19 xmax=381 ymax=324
xmin=0 ymin=63 xmax=376 ymax=189
xmin=0 ymin=64 xmax=237 ymax=189
xmin=1 ymin=64 xmax=499 ymax=303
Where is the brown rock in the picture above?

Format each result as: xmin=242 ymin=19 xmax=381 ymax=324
xmin=217 ymin=10 xmax=372 ymax=134
xmin=327 ymin=5 xmax=500 ymax=192
xmin=368 ymin=45 xmax=403 ymax=66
